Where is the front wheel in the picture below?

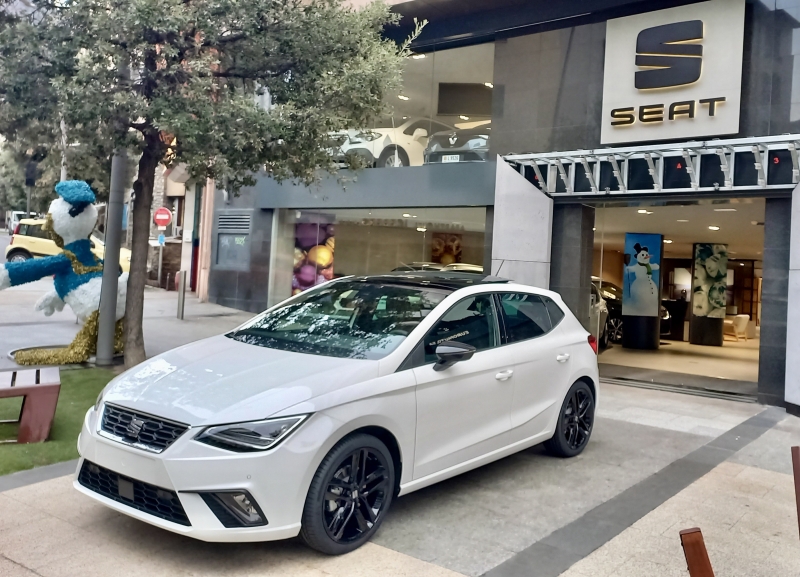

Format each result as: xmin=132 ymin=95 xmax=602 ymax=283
xmin=607 ymin=317 xmax=623 ymax=343
xmin=545 ymin=380 xmax=595 ymax=458
xmin=301 ymin=434 xmax=395 ymax=555
xmin=377 ymin=146 xmax=409 ymax=168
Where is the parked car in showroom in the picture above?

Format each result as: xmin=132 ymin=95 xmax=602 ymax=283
xmin=589 ymin=282 xmax=610 ymax=349
xmin=592 ymin=277 xmax=670 ymax=343
xmin=424 ymin=125 xmax=490 ymax=164
xmin=6 ymin=218 xmax=131 ymax=272
xmin=76 ymin=272 xmax=599 ymax=554
xmin=338 ymin=117 xmax=453 ymax=168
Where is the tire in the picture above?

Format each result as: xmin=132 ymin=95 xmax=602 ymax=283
xmin=599 ymin=322 xmax=610 ymax=350
xmin=6 ymin=250 xmax=31 ymax=263
xmin=377 ymin=146 xmax=409 ymax=168
xmin=300 ymin=434 xmax=395 ymax=555
xmin=545 ymin=381 xmax=595 ymax=458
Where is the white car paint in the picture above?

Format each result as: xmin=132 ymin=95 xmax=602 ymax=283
xmin=338 ymin=118 xmax=453 ymax=167
xmin=75 ymin=280 xmax=599 ymax=544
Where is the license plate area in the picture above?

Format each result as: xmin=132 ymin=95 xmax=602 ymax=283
xmin=442 ymin=154 xmax=460 ymax=163
xmin=118 ymin=478 xmax=135 ymax=501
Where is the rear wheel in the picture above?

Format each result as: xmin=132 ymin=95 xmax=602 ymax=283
xmin=6 ymin=250 xmax=31 ymax=263
xmin=608 ymin=317 xmax=623 ymax=343
xmin=301 ymin=434 xmax=395 ymax=555
xmin=377 ymin=146 xmax=409 ymax=168
xmin=545 ymin=381 xmax=595 ymax=458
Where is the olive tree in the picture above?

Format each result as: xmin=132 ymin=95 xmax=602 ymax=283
xmin=0 ymin=0 xmax=416 ymax=366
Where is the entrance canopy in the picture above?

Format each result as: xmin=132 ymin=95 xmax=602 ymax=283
xmin=502 ymin=134 xmax=800 ymax=197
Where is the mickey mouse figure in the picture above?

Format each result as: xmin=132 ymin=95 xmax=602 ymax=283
xmin=625 ymin=242 xmax=659 ymax=316
xmin=0 ymin=180 xmax=127 ymax=365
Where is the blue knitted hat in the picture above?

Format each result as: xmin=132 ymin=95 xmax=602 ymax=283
xmin=55 ymin=180 xmax=95 ymax=217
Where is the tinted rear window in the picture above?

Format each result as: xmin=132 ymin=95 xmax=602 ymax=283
xmin=544 ymin=297 xmax=566 ymax=327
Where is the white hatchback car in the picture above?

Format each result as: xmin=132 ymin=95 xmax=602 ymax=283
xmin=75 ymin=273 xmax=599 ymax=554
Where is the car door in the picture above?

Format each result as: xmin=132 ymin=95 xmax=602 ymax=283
xmin=25 ymin=224 xmax=59 ymax=257
xmin=411 ymin=292 xmax=516 ymax=480
xmin=496 ymin=292 xmax=572 ymax=442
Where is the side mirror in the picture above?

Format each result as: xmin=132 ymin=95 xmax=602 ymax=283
xmin=433 ymin=341 xmax=476 ymax=371
xmin=413 ymin=128 xmax=428 ymax=141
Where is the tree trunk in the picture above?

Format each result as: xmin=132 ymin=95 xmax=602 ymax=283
xmin=124 ymin=142 xmax=159 ymax=368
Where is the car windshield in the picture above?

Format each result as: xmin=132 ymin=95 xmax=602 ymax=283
xmin=226 ymin=281 xmax=449 ymax=360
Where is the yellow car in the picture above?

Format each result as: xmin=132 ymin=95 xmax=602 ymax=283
xmin=6 ymin=218 xmax=131 ymax=272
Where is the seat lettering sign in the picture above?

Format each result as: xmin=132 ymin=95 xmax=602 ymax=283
xmin=634 ymin=20 xmax=703 ymax=90
xmin=600 ymin=0 xmax=745 ymax=145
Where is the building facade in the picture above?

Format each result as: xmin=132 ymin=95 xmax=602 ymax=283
xmin=206 ymin=0 xmax=800 ymax=412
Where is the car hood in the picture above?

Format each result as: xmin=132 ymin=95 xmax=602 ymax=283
xmin=100 ymin=335 xmax=379 ymax=426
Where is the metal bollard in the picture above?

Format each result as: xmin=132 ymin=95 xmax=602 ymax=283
xmin=177 ymin=270 xmax=186 ymax=320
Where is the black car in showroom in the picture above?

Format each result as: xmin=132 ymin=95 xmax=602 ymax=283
xmin=592 ymin=277 xmax=671 ymax=343
xmin=424 ymin=126 xmax=490 ymax=164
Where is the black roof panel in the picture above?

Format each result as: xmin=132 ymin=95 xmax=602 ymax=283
xmin=348 ymin=271 xmax=510 ymax=291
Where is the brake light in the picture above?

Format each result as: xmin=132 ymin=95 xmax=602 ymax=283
xmin=588 ymin=334 xmax=598 ymax=354
xmin=13 ymin=223 xmax=20 ymax=235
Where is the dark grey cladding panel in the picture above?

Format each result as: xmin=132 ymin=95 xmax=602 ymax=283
xmin=252 ymin=162 xmax=497 ymax=209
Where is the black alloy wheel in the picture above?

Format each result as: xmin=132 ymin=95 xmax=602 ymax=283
xmin=545 ymin=381 xmax=595 ymax=458
xmin=301 ymin=434 xmax=395 ymax=554
xmin=608 ymin=317 xmax=623 ymax=343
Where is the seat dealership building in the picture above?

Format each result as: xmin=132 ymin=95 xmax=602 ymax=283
xmin=203 ymin=0 xmax=800 ymax=412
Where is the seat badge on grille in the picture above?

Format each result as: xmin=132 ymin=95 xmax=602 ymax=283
xmin=125 ymin=418 xmax=145 ymax=438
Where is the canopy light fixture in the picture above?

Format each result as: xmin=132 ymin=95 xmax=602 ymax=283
xmin=484 ymin=82 xmax=494 ymax=88
xmin=677 ymin=219 xmax=689 ymax=222
xmin=664 ymin=239 xmax=673 ymax=244
xmin=397 ymin=94 xmax=409 ymax=101
xmin=714 ymin=208 xmax=737 ymax=212
xmin=402 ymin=213 xmax=411 ymax=218
xmin=708 ymin=225 xmax=720 ymax=231
xmin=637 ymin=209 xmax=648 ymax=214
xmin=459 ymin=115 xmax=470 ymax=120
xmin=411 ymin=53 xmax=426 ymax=59
xmin=416 ymin=227 xmax=427 ymax=232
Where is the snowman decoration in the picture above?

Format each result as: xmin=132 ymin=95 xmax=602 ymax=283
xmin=0 ymin=180 xmax=127 ymax=365
xmin=625 ymin=242 xmax=659 ymax=317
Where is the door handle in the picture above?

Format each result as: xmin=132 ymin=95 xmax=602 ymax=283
xmin=556 ymin=353 xmax=571 ymax=363
xmin=495 ymin=369 xmax=514 ymax=381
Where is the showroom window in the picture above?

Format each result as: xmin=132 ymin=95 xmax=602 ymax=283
xmin=423 ymin=294 xmax=499 ymax=362
xmin=338 ymin=42 xmax=495 ymax=169
xmin=270 ymin=207 xmax=487 ymax=305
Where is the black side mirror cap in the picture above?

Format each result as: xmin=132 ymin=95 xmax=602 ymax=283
xmin=433 ymin=341 xmax=477 ymax=371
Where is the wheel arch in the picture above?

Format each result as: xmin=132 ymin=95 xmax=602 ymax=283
xmin=6 ymin=248 xmax=33 ymax=260
xmin=575 ymin=375 xmax=597 ymax=402
xmin=335 ymin=425 xmax=403 ymax=496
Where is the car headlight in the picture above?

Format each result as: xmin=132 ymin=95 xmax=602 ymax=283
xmin=95 ymin=390 xmax=105 ymax=412
xmin=195 ymin=415 xmax=309 ymax=452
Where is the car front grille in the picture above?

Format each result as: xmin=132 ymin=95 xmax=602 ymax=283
xmin=78 ymin=460 xmax=191 ymax=526
xmin=100 ymin=404 xmax=188 ymax=453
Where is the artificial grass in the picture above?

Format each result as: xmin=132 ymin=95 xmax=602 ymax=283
xmin=0 ymin=367 xmax=116 ymax=476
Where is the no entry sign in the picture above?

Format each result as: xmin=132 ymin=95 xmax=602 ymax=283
xmin=153 ymin=207 xmax=172 ymax=229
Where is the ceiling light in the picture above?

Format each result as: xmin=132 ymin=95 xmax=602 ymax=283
xmin=397 ymin=94 xmax=409 ymax=101
xmin=677 ymin=219 xmax=689 ymax=222
xmin=708 ymin=225 xmax=720 ymax=231
xmin=740 ymin=262 xmax=745 ymax=266
xmin=459 ymin=115 xmax=470 ymax=120
xmin=714 ymin=208 xmax=737 ymax=212
xmin=637 ymin=209 xmax=648 ymax=214
xmin=402 ymin=213 xmax=411 ymax=218
xmin=402 ymin=116 xmax=408 ymax=120
xmin=411 ymin=53 xmax=426 ymax=59
xmin=416 ymin=227 xmax=427 ymax=232
xmin=412 ymin=215 xmax=418 ymax=218
xmin=664 ymin=239 xmax=673 ymax=244
xmin=484 ymin=82 xmax=494 ymax=88
xmin=592 ymin=227 xmax=596 ymax=231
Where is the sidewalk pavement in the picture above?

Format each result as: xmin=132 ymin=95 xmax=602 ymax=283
xmin=1 ymin=384 xmax=798 ymax=577
xmin=0 ymin=279 xmax=254 ymax=370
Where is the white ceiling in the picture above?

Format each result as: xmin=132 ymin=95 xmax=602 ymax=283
xmin=592 ymin=198 xmax=765 ymax=261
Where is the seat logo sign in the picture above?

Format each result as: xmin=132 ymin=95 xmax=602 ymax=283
xmin=126 ymin=417 xmax=145 ymax=438
xmin=635 ymin=20 xmax=703 ymax=90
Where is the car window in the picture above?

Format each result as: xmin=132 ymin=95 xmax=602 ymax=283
xmin=27 ymin=225 xmax=50 ymax=240
xmin=544 ymin=297 xmax=566 ymax=327
xmin=16 ymin=224 xmax=27 ymax=235
xmin=423 ymin=294 xmax=498 ymax=363
xmin=430 ymin=122 xmax=451 ymax=134
xmin=403 ymin=119 xmax=431 ymax=136
xmin=227 ymin=281 xmax=448 ymax=360
xmin=498 ymin=293 xmax=552 ymax=344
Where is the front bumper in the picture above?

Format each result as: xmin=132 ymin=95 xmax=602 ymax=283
xmin=74 ymin=405 xmax=324 ymax=542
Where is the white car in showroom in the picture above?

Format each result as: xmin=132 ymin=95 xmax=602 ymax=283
xmin=338 ymin=117 xmax=453 ymax=168
xmin=75 ymin=272 xmax=599 ymax=554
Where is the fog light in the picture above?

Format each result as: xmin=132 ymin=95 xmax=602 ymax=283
xmin=200 ymin=491 xmax=267 ymax=527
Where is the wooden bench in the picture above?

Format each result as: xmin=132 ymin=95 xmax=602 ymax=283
xmin=0 ymin=368 xmax=61 ymax=444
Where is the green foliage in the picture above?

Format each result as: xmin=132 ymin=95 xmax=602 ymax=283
xmin=0 ymin=0 xmax=414 ymax=190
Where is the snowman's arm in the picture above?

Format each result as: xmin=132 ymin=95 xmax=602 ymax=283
xmin=0 ymin=255 xmax=70 ymax=290
xmin=650 ymin=264 xmax=660 ymax=270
